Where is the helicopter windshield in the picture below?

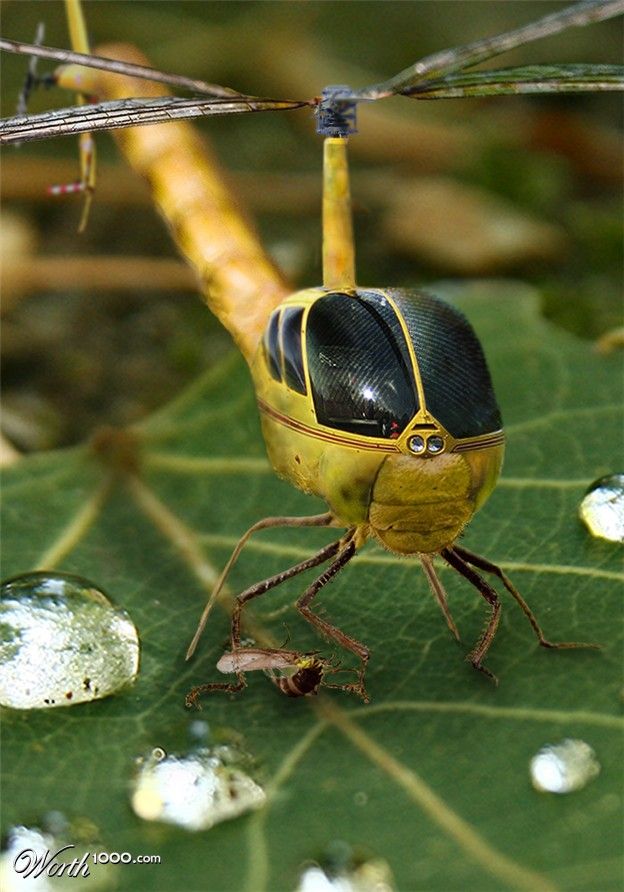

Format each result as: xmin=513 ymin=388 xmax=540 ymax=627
xmin=391 ymin=290 xmax=502 ymax=438
xmin=306 ymin=291 xmax=417 ymax=438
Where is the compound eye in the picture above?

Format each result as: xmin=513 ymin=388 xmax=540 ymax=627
xmin=407 ymin=435 xmax=426 ymax=454
xmin=427 ymin=436 xmax=445 ymax=454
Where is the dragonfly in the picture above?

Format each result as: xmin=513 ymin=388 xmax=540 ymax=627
xmin=1 ymin=0 xmax=621 ymax=703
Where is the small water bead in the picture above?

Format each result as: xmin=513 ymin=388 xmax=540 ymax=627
xmin=0 ymin=572 xmax=139 ymax=709
xmin=578 ymin=473 xmax=624 ymax=543
xmin=130 ymin=746 xmax=265 ymax=831
xmin=296 ymin=861 xmax=394 ymax=892
xmin=188 ymin=719 xmax=210 ymax=742
xmin=530 ymin=739 xmax=601 ymax=794
xmin=0 ymin=826 xmax=56 ymax=892
xmin=296 ymin=845 xmax=394 ymax=892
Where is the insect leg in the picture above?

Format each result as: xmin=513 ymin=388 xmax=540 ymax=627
xmin=452 ymin=544 xmax=600 ymax=651
xmin=16 ymin=23 xmax=46 ymax=117
xmin=295 ymin=531 xmax=371 ymax=702
xmin=63 ymin=0 xmax=97 ymax=232
xmin=184 ymin=671 xmax=246 ymax=709
xmin=440 ymin=546 xmax=501 ymax=684
xmin=419 ymin=553 xmax=461 ymax=642
xmin=229 ymin=539 xmax=342 ymax=646
xmin=186 ymin=512 xmax=334 ymax=659
xmin=185 ymin=538 xmax=341 ymax=708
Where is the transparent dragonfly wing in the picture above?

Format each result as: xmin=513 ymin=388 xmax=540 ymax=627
xmin=0 ymin=95 xmax=310 ymax=145
xmin=405 ymin=63 xmax=624 ymax=100
xmin=353 ymin=0 xmax=624 ymax=99
xmin=2 ymin=0 xmax=622 ymax=145
xmin=0 ymin=37 xmax=311 ymax=145
xmin=0 ymin=37 xmax=245 ymax=98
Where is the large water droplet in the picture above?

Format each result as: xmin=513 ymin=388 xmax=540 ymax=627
xmin=0 ymin=820 xmax=117 ymax=891
xmin=130 ymin=745 xmax=265 ymax=831
xmin=530 ymin=738 xmax=601 ymax=794
xmin=0 ymin=572 xmax=139 ymax=709
xmin=578 ymin=474 xmax=624 ymax=543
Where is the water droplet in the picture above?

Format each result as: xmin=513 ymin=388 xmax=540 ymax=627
xmin=130 ymin=745 xmax=265 ymax=831
xmin=188 ymin=719 xmax=210 ymax=742
xmin=530 ymin=739 xmax=600 ymax=794
xmin=0 ymin=572 xmax=139 ymax=710
xmin=0 ymin=820 xmax=116 ymax=891
xmin=578 ymin=473 xmax=624 ymax=543
xmin=296 ymin=847 xmax=394 ymax=892
xmin=353 ymin=791 xmax=368 ymax=807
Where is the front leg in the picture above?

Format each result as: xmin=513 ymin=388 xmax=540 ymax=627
xmin=186 ymin=538 xmax=343 ymax=707
xmin=296 ymin=531 xmax=371 ymax=702
xmin=441 ymin=546 xmax=501 ymax=684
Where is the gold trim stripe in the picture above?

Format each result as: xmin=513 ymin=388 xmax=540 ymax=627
xmin=257 ymin=399 xmax=504 ymax=455
xmin=452 ymin=433 xmax=505 ymax=453
xmin=257 ymin=399 xmax=401 ymax=453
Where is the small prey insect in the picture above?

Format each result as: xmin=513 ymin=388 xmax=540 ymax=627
xmin=185 ymin=646 xmax=344 ymax=708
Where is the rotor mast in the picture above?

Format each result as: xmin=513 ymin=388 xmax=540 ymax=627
xmin=317 ymin=86 xmax=358 ymax=294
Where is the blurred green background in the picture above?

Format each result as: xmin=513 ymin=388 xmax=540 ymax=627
xmin=1 ymin=1 xmax=622 ymax=450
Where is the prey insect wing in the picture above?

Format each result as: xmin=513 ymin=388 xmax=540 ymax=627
xmin=216 ymin=648 xmax=314 ymax=674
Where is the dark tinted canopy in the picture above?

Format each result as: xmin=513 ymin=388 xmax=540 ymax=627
xmin=281 ymin=306 xmax=307 ymax=395
xmin=306 ymin=292 xmax=418 ymax=438
xmin=263 ymin=309 xmax=281 ymax=382
xmin=390 ymin=289 xmax=502 ymax=438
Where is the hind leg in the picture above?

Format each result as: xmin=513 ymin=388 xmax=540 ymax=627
xmin=453 ymin=544 xmax=600 ymax=651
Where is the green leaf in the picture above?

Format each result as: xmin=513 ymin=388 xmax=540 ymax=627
xmin=2 ymin=283 xmax=623 ymax=892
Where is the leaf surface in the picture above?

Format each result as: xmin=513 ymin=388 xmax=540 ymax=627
xmin=2 ymin=284 xmax=623 ymax=892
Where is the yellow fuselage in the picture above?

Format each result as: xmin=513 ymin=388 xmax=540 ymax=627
xmin=251 ymin=287 xmax=504 ymax=555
